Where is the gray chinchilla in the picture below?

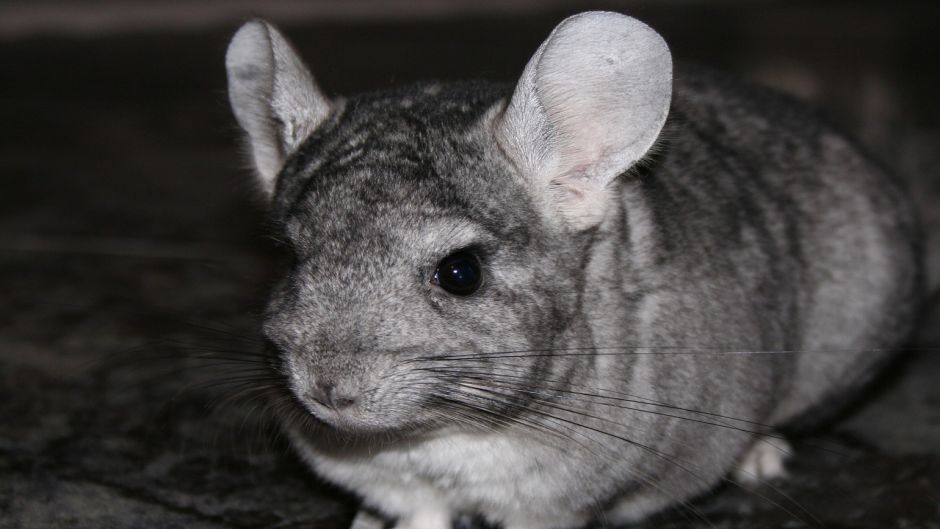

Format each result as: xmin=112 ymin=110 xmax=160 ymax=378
xmin=224 ymin=11 xmax=923 ymax=529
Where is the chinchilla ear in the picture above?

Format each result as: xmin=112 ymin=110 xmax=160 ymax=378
xmin=226 ymin=20 xmax=331 ymax=196
xmin=497 ymin=11 xmax=672 ymax=229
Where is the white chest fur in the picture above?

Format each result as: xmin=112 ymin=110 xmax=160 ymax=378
xmin=288 ymin=428 xmax=592 ymax=527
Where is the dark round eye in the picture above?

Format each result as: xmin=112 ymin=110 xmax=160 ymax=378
xmin=432 ymin=250 xmax=482 ymax=296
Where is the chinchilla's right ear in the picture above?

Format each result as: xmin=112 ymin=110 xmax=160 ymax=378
xmin=226 ymin=20 xmax=331 ymax=196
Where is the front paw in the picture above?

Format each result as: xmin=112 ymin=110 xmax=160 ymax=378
xmin=393 ymin=510 xmax=452 ymax=529
xmin=351 ymin=509 xmax=390 ymax=529
xmin=732 ymin=434 xmax=792 ymax=483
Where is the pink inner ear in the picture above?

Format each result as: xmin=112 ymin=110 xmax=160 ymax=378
xmin=553 ymin=160 xmax=594 ymax=187
xmin=555 ymin=119 xmax=607 ymax=180
xmin=552 ymin=162 xmax=597 ymax=205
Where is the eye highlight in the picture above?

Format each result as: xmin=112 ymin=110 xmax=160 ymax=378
xmin=432 ymin=250 xmax=482 ymax=296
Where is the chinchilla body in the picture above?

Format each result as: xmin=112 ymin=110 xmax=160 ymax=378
xmin=224 ymin=12 xmax=922 ymax=529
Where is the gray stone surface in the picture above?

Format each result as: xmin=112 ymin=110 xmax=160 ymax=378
xmin=1 ymin=5 xmax=938 ymax=528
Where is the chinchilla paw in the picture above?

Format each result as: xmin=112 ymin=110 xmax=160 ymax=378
xmin=732 ymin=435 xmax=792 ymax=484
xmin=350 ymin=510 xmax=389 ymax=529
xmin=393 ymin=510 xmax=451 ymax=529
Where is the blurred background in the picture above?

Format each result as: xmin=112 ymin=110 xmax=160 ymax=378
xmin=1 ymin=1 xmax=938 ymax=528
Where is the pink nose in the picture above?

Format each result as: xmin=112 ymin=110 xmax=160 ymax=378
xmin=307 ymin=380 xmax=357 ymax=410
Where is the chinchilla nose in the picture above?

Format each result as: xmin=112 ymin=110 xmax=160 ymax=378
xmin=307 ymin=379 xmax=357 ymax=410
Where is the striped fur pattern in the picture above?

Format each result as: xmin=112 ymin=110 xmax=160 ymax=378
xmin=225 ymin=13 xmax=922 ymax=529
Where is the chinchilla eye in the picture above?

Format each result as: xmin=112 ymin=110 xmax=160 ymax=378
xmin=432 ymin=250 xmax=482 ymax=296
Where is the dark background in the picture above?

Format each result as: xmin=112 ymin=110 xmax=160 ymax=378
xmin=1 ymin=1 xmax=938 ymax=528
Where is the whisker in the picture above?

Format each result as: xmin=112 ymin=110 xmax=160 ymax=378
xmin=408 ymin=343 xmax=940 ymax=364
xmin=422 ymin=367 xmax=794 ymax=448
xmin=421 ymin=363 xmax=774 ymax=428
xmin=415 ymin=358 xmax=850 ymax=457
xmin=448 ymin=382 xmax=717 ymax=528
xmin=409 ymin=345 xmax=800 ymax=364
xmin=462 ymin=380 xmax=826 ymax=529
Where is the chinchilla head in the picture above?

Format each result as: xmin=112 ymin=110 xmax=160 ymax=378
xmin=225 ymin=13 xmax=672 ymax=438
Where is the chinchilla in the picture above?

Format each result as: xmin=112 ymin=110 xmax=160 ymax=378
xmin=224 ymin=11 xmax=923 ymax=529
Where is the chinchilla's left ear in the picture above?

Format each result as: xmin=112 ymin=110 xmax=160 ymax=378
xmin=226 ymin=20 xmax=331 ymax=196
xmin=496 ymin=11 xmax=672 ymax=230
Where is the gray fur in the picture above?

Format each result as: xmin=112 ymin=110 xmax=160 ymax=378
xmin=225 ymin=11 xmax=923 ymax=529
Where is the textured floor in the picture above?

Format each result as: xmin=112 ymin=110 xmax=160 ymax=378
xmin=2 ymin=6 xmax=939 ymax=528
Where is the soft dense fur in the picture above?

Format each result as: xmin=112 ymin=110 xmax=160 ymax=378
xmin=225 ymin=12 xmax=922 ymax=529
